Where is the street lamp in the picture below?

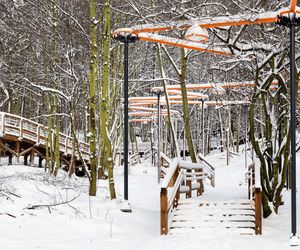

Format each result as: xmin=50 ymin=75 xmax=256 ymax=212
xmin=277 ymin=12 xmax=300 ymax=245
xmin=156 ymin=90 xmax=162 ymax=183
xmin=113 ymin=32 xmax=138 ymax=213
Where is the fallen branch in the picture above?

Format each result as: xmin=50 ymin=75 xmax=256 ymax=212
xmin=24 ymin=194 xmax=80 ymax=210
xmin=0 ymin=212 xmax=16 ymax=218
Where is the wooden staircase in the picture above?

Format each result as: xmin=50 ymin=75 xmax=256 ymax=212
xmin=169 ymin=199 xmax=256 ymax=235
xmin=160 ymin=157 xmax=262 ymax=236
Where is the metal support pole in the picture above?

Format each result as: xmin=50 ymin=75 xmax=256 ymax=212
xmin=290 ymin=21 xmax=297 ymax=237
xmin=123 ymin=39 xmax=129 ymax=202
xmin=157 ymin=91 xmax=161 ymax=183
xmin=277 ymin=14 xmax=300 ymax=244
xmin=113 ymin=32 xmax=138 ymax=212
xmin=201 ymin=99 xmax=205 ymax=155
xmin=183 ymin=128 xmax=186 ymax=160
xmin=244 ymin=105 xmax=248 ymax=169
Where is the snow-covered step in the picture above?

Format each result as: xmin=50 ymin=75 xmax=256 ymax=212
xmin=178 ymin=200 xmax=253 ymax=206
xmin=170 ymin=199 xmax=255 ymax=236
xmin=171 ymin=220 xmax=255 ymax=228
xmin=179 ymin=183 xmax=201 ymax=193
xmin=178 ymin=199 xmax=252 ymax=205
xmin=173 ymin=214 xmax=255 ymax=222
xmin=178 ymin=204 xmax=253 ymax=211
xmin=169 ymin=227 xmax=255 ymax=236
xmin=174 ymin=208 xmax=255 ymax=216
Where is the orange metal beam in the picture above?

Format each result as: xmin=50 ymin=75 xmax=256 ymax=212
xmin=129 ymin=95 xmax=205 ymax=103
xmin=129 ymin=106 xmax=179 ymax=114
xmin=129 ymin=112 xmax=169 ymax=117
xmin=151 ymin=81 xmax=280 ymax=92
xmin=138 ymin=33 xmax=231 ymax=56
xmin=129 ymin=118 xmax=152 ymax=123
xmin=164 ymin=90 xmax=208 ymax=99
xmin=116 ymin=12 xmax=279 ymax=36
xmin=129 ymin=100 xmax=205 ymax=105
xmin=129 ymin=100 xmax=248 ymax=106
xmin=290 ymin=0 xmax=298 ymax=12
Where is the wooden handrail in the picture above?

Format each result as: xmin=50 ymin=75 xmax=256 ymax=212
xmin=0 ymin=112 xmax=90 ymax=159
xmin=246 ymin=163 xmax=262 ymax=235
xmin=160 ymin=158 xmax=181 ymax=235
xmin=160 ymin=156 xmax=210 ymax=234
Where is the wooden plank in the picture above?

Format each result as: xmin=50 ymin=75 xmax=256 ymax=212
xmin=174 ymin=209 xmax=255 ymax=216
xmin=161 ymin=188 xmax=168 ymax=235
xmin=255 ymin=189 xmax=262 ymax=235
xmin=171 ymin=220 xmax=255 ymax=228
xmin=169 ymin=227 xmax=254 ymax=235
xmin=173 ymin=214 xmax=255 ymax=222
xmin=0 ymin=141 xmax=17 ymax=156
xmin=178 ymin=199 xmax=252 ymax=205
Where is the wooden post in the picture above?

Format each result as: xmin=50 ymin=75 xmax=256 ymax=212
xmin=255 ymin=188 xmax=262 ymax=235
xmin=160 ymin=188 xmax=168 ymax=235
xmin=211 ymin=173 xmax=215 ymax=187
xmin=174 ymin=188 xmax=180 ymax=208
xmin=24 ymin=153 xmax=28 ymax=166
xmin=197 ymin=169 xmax=204 ymax=196
xmin=30 ymin=149 xmax=35 ymax=166
xmin=16 ymin=141 xmax=21 ymax=164
xmin=38 ymin=157 xmax=43 ymax=168
xmin=186 ymin=176 xmax=192 ymax=198
xmin=8 ymin=154 xmax=12 ymax=165
xmin=19 ymin=118 xmax=23 ymax=139
xmin=36 ymin=126 xmax=40 ymax=145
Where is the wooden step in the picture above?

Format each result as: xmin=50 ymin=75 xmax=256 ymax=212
xmin=171 ymin=220 xmax=255 ymax=228
xmin=173 ymin=214 xmax=255 ymax=222
xmin=174 ymin=209 xmax=255 ymax=216
xmin=179 ymin=183 xmax=201 ymax=193
xmin=178 ymin=199 xmax=253 ymax=206
xmin=176 ymin=203 xmax=254 ymax=209
xmin=169 ymin=227 xmax=255 ymax=236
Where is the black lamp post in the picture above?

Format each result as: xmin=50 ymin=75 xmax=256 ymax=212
xmin=277 ymin=13 xmax=300 ymax=244
xmin=156 ymin=91 xmax=162 ymax=183
xmin=244 ymin=104 xmax=248 ymax=169
xmin=201 ymin=99 xmax=205 ymax=155
xmin=113 ymin=32 xmax=138 ymax=212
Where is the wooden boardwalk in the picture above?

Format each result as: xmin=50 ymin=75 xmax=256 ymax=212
xmin=0 ymin=112 xmax=89 ymax=169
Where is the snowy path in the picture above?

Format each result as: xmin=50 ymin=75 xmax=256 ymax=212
xmin=0 ymin=151 xmax=299 ymax=250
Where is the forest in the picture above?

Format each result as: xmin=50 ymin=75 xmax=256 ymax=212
xmin=0 ymin=1 xmax=300 ymax=248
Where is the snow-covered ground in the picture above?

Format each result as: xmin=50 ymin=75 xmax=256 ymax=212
xmin=0 ymin=150 xmax=299 ymax=250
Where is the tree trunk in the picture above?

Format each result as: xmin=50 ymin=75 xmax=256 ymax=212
xmin=100 ymin=0 xmax=116 ymax=199
xmin=89 ymin=0 xmax=98 ymax=196
xmin=180 ymin=48 xmax=197 ymax=163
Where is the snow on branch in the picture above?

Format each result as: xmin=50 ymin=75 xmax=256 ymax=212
xmin=23 ymin=78 xmax=71 ymax=102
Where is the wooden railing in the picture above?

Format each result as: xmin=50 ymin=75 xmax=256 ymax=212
xmin=160 ymin=158 xmax=182 ymax=235
xmin=245 ymin=163 xmax=262 ymax=235
xmin=197 ymin=153 xmax=215 ymax=187
xmin=0 ymin=112 xmax=89 ymax=159
xmin=160 ymin=156 xmax=210 ymax=235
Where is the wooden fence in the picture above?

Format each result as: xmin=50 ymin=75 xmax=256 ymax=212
xmin=0 ymin=112 xmax=89 ymax=162
xmin=245 ymin=162 xmax=262 ymax=235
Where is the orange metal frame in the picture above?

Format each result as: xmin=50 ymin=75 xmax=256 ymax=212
xmin=129 ymin=100 xmax=248 ymax=107
xmin=129 ymin=106 xmax=179 ymax=114
xmin=113 ymin=1 xmax=297 ymax=55
xmin=129 ymin=94 xmax=207 ymax=103
xmin=151 ymin=81 xmax=280 ymax=92
xmin=129 ymin=118 xmax=152 ymax=123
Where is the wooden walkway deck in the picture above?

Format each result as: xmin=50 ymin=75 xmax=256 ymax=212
xmin=0 ymin=112 xmax=89 ymax=169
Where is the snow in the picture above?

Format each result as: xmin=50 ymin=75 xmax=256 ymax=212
xmin=1 ymin=149 xmax=300 ymax=250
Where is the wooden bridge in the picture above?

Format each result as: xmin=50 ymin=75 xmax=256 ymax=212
xmin=0 ymin=112 xmax=89 ymax=168
xmin=160 ymin=155 xmax=262 ymax=236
